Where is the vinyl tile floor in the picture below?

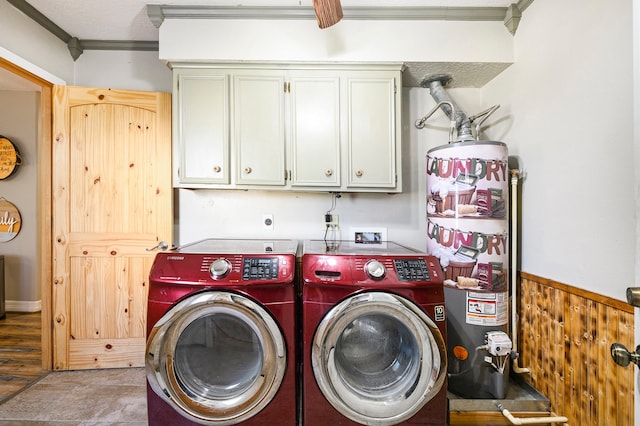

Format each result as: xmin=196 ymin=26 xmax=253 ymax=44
xmin=0 ymin=367 xmax=147 ymax=425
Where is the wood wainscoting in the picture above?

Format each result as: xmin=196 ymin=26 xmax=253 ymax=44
xmin=518 ymin=272 xmax=634 ymax=426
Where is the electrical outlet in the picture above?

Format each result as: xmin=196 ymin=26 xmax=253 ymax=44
xmin=263 ymin=214 xmax=274 ymax=231
xmin=323 ymin=214 xmax=339 ymax=230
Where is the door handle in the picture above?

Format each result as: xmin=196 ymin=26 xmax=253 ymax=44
xmin=626 ymin=287 xmax=640 ymax=307
xmin=146 ymin=241 xmax=168 ymax=251
xmin=611 ymin=342 xmax=640 ymax=367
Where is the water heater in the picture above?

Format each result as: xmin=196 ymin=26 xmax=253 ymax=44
xmin=426 ymin=140 xmax=512 ymax=399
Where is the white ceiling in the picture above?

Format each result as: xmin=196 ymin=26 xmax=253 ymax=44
xmin=23 ymin=0 xmax=515 ymax=41
xmin=2 ymin=1 xmax=516 ymax=91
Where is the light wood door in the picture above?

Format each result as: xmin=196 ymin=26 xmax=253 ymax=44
xmin=52 ymin=86 xmax=172 ymax=370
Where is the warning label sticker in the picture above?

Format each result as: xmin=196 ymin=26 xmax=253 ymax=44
xmin=466 ymin=291 xmax=508 ymax=326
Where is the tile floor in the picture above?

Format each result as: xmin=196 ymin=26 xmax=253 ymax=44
xmin=0 ymin=367 xmax=147 ymax=425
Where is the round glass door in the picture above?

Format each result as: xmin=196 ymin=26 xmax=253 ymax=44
xmin=146 ymin=291 xmax=287 ymax=425
xmin=312 ymin=291 xmax=446 ymax=425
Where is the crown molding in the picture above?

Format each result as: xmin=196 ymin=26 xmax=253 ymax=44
xmin=147 ymin=5 xmax=510 ymax=28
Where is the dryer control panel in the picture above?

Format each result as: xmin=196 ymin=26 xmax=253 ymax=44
xmin=242 ymin=257 xmax=280 ymax=280
xmin=393 ymin=258 xmax=431 ymax=281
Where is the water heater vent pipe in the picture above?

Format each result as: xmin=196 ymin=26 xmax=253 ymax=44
xmin=414 ymin=100 xmax=457 ymax=144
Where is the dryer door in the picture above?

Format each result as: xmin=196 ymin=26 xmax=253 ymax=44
xmin=312 ymin=291 xmax=446 ymax=425
xmin=146 ymin=291 xmax=287 ymax=425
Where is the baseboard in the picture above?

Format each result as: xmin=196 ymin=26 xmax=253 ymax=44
xmin=5 ymin=300 xmax=41 ymax=312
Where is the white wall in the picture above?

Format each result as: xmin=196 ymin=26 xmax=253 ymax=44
xmin=0 ymin=0 xmax=73 ymax=84
xmin=483 ymin=0 xmax=635 ymax=301
xmin=74 ymin=51 xmax=171 ymax=92
xmin=160 ymin=19 xmax=513 ymax=64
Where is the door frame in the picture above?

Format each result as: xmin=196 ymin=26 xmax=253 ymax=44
xmin=0 ymin=57 xmax=53 ymax=370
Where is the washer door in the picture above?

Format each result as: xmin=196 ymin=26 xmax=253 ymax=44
xmin=146 ymin=291 xmax=287 ymax=425
xmin=312 ymin=291 xmax=446 ymax=426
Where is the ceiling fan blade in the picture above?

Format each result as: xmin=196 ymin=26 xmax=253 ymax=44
xmin=313 ymin=0 xmax=343 ymax=29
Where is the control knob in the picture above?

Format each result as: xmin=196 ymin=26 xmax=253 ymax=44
xmin=365 ymin=260 xmax=386 ymax=280
xmin=209 ymin=258 xmax=232 ymax=279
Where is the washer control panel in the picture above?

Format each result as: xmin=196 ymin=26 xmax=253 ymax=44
xmin=242 ymin=257 xmax=280 ymax=280
xmin=393 ymin=258 xmax=431 ymax=282
xmin=304 ymin=254 xmax=442 ymax=285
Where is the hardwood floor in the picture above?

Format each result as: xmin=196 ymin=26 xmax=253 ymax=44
xmin=0 ymin=311 xmax=47 ymax=403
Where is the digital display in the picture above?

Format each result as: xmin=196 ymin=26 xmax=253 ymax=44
xmin=242 ymin=257 xmax=279 ymax=280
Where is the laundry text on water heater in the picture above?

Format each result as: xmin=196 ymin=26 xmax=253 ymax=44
xmin=427 ymin=156 xmax=508 ymax=182
xmin=427 ymin=220 xmax=508 ymax=255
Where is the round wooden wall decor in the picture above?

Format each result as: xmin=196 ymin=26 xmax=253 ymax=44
xmin=0 ymin=198 xmax=21 ymax=242
xmin=0 ymin=136 xmax=23 ymax=180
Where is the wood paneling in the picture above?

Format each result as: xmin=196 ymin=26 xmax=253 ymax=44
xmin=519 ymin=272 xmax=634 ymax=426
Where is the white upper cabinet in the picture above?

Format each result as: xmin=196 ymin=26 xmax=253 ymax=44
xmin=289 ymin=72 xmax=341 ymax=188
xmin=172 ymin=63 xmax=403 ymax=192
xmin=234 ymin=72 xmax=286 ymax=186
xmin=174 ymin=70 xmax=229 ymax=185
xmin=345 ymin=72 xmax=398 ymax=189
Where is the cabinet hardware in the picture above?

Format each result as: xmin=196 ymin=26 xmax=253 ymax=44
xmin=355 ymin=169 xmax=363 ymax=177
xmin=213 ymin=165 xmax=221 ymax=173
xmin=243 ymin=166 xmax=252 ymax=174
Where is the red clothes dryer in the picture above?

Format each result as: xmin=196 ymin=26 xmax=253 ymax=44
xmin=146 ymin=239 xmax=298 ymax=426
xmin=301 ymin=240 xmax=447 ymax=426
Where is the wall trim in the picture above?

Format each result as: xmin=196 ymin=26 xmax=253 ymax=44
xmin=520 ymin=271 xmax=633 ymax=313
xmin=147 ymin=5 xmax=507 ymax=26
xmin=6 ymin=299 xmax=41 ymax=313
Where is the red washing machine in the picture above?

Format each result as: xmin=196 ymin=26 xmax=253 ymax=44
xmin=301 ymin=240 xmax=448 ymax=426
xmin=146 ymin=239 xmax=298 ymax=426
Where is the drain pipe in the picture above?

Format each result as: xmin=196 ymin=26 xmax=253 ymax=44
xmin=510 ymin=169 xmax=530 ymax=375
xmin=420 ymin=75 xmax=474 ymax=142
xmin=496 ymin=403 xmax=568 ymax=425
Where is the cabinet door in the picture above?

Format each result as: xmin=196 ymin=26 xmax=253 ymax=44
xmin=174 ymin=71 xmax=229 ymax=185
xmin=290 ymin=74 xmax=340 ymax=187
xmin=234 ymin=73 xmax=286 ymax=186
xmin=345 ymin=72 xmax=399 ymax=189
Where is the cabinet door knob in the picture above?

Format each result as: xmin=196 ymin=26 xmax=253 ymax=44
xmin=243 ymin=166 xmax=252 ymax=174
xmin=355 ymin=169 xmax=363 ymax=177
xmin=325 ymin=168 xmax=333 ymax=177
xmin=213 ymin=165 xmax=221 ymax=173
